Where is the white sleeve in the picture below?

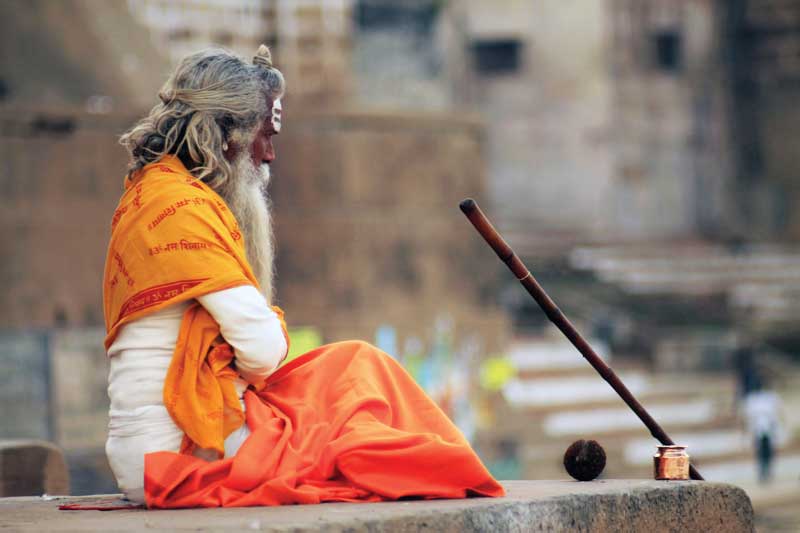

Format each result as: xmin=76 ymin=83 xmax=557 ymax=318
xmin=197 ymin=285 xmax=287 ymax=381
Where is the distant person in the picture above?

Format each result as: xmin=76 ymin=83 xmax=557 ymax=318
xmin=104 ymin=45 xmax=503 ymax=507
xmin=742 ymin=378 xmax=783 ymax=483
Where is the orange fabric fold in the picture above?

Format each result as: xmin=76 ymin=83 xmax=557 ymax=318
xmin=145 ymin=341 xmax=505 ymax=508
xmin=164 ymin=303 xmax=289 ymax=455
xmin=165 ymin=303 xmax=244 ymax=456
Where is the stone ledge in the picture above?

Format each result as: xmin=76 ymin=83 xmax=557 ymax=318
xmin=0 ymin=480 xmax=754 ymax=532
xmin=0 ymin=439 xmax=69 ymax=497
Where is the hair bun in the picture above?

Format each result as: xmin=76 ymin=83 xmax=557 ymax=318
xmin=253 ymin=44 xmax=273 ymax=68
xmin=158 ymin=89 xmax=174 ymax=104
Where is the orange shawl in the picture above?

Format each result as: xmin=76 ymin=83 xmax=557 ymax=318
xmin=103 ymin=155 xmax=285 ymax=456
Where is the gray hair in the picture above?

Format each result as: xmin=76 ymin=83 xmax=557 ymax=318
xmin=120 ymin=45 xmax=285 ymax=190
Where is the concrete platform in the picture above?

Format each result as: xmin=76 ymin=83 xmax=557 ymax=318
xmin=0 ymin=480 xmax=753 ymax=532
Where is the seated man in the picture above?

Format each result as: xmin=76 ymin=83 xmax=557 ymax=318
xmin=104 ymin=45 xmax=503 ymax=508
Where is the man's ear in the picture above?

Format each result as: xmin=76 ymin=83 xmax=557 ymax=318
xmin=222 ymin=138 xmax=238 ymax=162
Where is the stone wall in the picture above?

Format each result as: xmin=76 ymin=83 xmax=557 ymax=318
xmin=439 ymin=1 xmax=618 ymax=244
xmin=271 ymin=109 xmax=510 ymax=354
xmin=0 ymin=0 xmax=169 ymax=111
xmin=127 ymin=0 xmax=355 ymax=106
xmin=726 ymin=0 xmax=800 ymax=240
xmin=430 ymin=1 xmax=752 ymax=246
xmin=0 ymin=108 xmax=133 ymax=328
xmin=0 ymin=440 xmax=69 ymax=497
xmin=609 ymin=0 xmax=733 ymax=240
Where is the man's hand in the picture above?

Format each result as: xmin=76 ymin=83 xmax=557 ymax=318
xmin=236 ymin=363 xmax=270 ymax=391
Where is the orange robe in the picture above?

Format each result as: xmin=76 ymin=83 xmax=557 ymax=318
xmin=104 ymin=156 xmax=504 ymax=508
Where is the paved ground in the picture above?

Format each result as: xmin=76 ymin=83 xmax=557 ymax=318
xmin=756 ymin=505 xmax=800 ymax=533
xmin=742 ymin=479 xmax=800 ymax=533
xmin=0 ymin=480 xmax=753 ymax=532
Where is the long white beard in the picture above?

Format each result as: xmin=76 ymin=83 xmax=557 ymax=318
xmin=219 ymin=154 xmax=275 ymax=303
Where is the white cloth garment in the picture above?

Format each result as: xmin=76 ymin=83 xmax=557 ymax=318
xmin=105 ymin=284 xmax=287 ymax=498
xmin=743 ymin=390 xmax=782 ymax=439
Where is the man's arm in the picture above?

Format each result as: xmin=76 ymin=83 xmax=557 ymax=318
xmin=197 ymin=285 xmax=288 ymax=385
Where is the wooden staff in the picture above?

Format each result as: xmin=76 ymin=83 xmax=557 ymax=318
xmin=459 ymin=198 xmax=703 ymax=481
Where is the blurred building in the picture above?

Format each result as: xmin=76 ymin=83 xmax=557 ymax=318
xmin=0 ymin=0 xmax=169 ymax=111
xmin=352 ymin=1 xmax=451 ymax=109
xmin=354 ymin=0 xmax=800 ymax=246
xmin=127 ymin=0 xmax=354 ymax=104
xmin=607 ymin=0 xmax=800 ymax=243
xmin=0 ymin=1 xmax=170 ymax=493
xmin=0 ymin=0 xmax=168 ymax=328
xmin=607 ymin=0 xmax=731 ymax=241
xmin=725 ymin=0 xmax=800 ymax=240
xmin=433 ymin=0 xmax=737 ymax=246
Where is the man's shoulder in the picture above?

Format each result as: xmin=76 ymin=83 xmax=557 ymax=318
xmin=131 ymin=167 xmax=219 ymax=207
xmin=113 ymin=170 xmax=227 ymax=232
xmin=141 ymin=163 xmax=209 ymax=191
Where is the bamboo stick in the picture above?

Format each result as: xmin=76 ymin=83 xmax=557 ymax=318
xmin=459 ymin=198 xmax=703 ymax=481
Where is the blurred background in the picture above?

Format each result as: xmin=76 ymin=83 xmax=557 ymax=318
xmin=1 ymin=0 xmax=799 ymax=529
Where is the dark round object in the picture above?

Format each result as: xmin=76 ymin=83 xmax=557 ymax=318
xmin=563 ymin=439 xmax=606 ymax=481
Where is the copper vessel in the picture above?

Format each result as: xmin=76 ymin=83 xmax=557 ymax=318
xmin=653 ymin=445 xmax=690 ymax=480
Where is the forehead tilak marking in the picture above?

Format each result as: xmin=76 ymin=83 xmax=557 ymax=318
xmin=271 ymin=99 xmax=282 ymax=132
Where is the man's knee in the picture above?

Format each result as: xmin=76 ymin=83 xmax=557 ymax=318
xmin=335 ymin=340 xmax=394 ymax=365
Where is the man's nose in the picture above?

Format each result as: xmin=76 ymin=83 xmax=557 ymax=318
xmin=264 ymin=140 xmax=276 ymax=163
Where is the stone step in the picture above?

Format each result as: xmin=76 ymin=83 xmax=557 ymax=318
xmin=623 ymin=430 xmax=795 ymax=466
xmin=569 ymin=244 xmax=800 ymax=296
xmin=698 ymin=453 xmax=800 ymax=485
xmin=500 ymin=374 xmax=735 ymax=414
xmin=739 ymin=479 xmax=800 ymax=522
xmin=501 ymin=372 xmax=649 ymax=408
xmin=540 ymin=399 xmax=718 ymax=437
xmin=508 ymin=338 xmax=611 ymax=372
xmin=488 ymin=400 xmax=739 ymax=446
xmin=571 ymin=244 xmax=800 ymax=272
